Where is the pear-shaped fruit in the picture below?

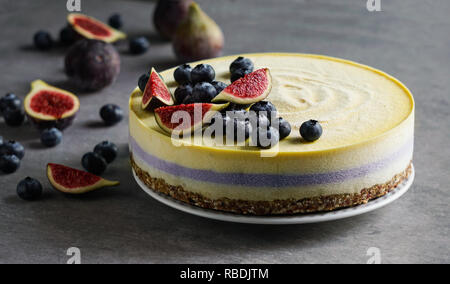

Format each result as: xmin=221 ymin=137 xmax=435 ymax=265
xmin=47 ymin=163 xmax=119 ymax=194
xmin=173 ymin=2 xmax=224 ymax=62
xmin=153 ymin=0 xmax=192 ymax=39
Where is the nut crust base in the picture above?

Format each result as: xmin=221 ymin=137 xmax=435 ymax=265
xmin=131 ymin=155 xmax=412 ymax=215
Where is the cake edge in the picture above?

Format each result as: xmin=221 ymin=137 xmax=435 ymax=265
xmin=131 ymin=155 xmax=412 ymax=215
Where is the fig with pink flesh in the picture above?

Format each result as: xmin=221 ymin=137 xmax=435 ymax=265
xmin=24 ymin=80 xmax=80 ymax=130
xmin=47 ymin=163 xmax=119 ymax=194
xmin=142 ymin=68 xmax=174 ymax=109
xmin=173 ymin=2 xmax=224 ymax=62
xmin=68 ymin=13 xmax=126 ymax=43
xmin=65 ymin=39 xmax=121 ymax=91
xmin=213 ymin=68 xmax=272 ymax=104
xmin=153 ymin=0 xmax=192 ymax=39
xmin=155 ymin=103 xmax=229 ymax=134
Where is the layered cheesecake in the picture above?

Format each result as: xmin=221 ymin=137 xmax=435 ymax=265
xmin=129 ymin=53 xmax=414 ymax=215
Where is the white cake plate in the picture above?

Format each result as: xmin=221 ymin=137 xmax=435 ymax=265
xmin=133 ymin=164 xmax=414 ymax=225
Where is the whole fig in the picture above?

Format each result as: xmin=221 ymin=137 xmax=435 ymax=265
xmin=153 ymin=0 xmax=192 ymax=40
xmin=173 ymin=2 xmax=224 ymax=62
xmin=65 ymin=39 xmax=120 ymax=91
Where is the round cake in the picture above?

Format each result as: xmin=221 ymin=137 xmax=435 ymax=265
xmin=129 ymin=53 xmax=414 ymax=215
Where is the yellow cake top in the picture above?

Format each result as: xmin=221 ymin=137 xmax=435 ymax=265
xmin=130 ymin=53 xmax=414 ymax=153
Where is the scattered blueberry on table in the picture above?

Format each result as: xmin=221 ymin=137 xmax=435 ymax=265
xmin=129 ymin=37 xmax=150 ymax=55
xmin=100 ymin=104 xmax=124 ymax=126
xmin=0 ymin=155 xmax=21 ymax=174
xmin=33 ymin=30 xmax=53 ymax=50
xmin=0 ymin=140 xmax=25 ymax=159
xmin=108 ymin=13 xmax=123 ymax=30
xmin=17 ymin=177 xmax=43 ymax=201
xmin=94 ymin=141 xmax=118 ymax=164
xmin=82 ymin=152 xmax=108 ymax=175
xmin=40 ymin=128 xmax=63 ymax=147
xmin=0 ymin=93 xmax=21 ymax=115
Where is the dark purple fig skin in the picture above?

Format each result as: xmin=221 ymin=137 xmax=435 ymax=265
xmin=65 ymin=39 xmax=120 ymax=91
xmin=27 ymin=115 xmax=76 ymax=131
xmin=153 ymin=0 xmax=192 ymax=40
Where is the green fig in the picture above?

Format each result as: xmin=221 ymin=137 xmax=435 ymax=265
xmin=173 ymin=2 xmax=224 ymax=62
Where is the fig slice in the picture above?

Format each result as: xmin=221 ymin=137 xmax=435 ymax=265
xmin=24 ymin=80 xmax=80 ymax=130
xmin=47 ymin=163 xmax=119 ymax=194
xmin=155 ymin=103 xmax=229 ymax=134
xmin=68 ymin=13 xmax=126 ymax=43
xmin=213 ymin=68 xmax=272 ymax=104
xmin=142 ymin=68 xmax=175 ymax=109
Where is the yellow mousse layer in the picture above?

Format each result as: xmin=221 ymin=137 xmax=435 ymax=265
xmin=129 ymin=53 xmax=414 ymax=201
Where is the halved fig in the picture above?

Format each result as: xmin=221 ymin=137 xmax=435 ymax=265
xmin=24 ymin=80 xmax=80 ymax=130
xmin=213 ymin=68 xmax=272 ymax=104
xmin=155 ymin=103 xmax=229 ymax=134
xmin=142 ymin=68 xmax=175 ymax=109
xmin=68 ymin=13 xmax=126 ymax=43
xmin=47 ymin=163 xmax=119 ymax=194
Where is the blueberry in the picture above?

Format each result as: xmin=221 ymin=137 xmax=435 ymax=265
xmin=0 ymin=93 xmax=21 ymax=114
xmin=230 ymin=57 xmax=254 ymax=74
xmin=129 ymin=37 xmax=150 ymax=55
xmin=40 ymin=128 xmax=62 ymax=147
xmin=138 ymin=73 xmax=150 ymax=92
xmin=192 ymin=82 xmax=217 ymax=103
xmin=182 ymin=95 xmax=198 ymax=105
xmin=33 ymin=30 xmax=53 ymax=50
xmin=230 ymin=68 xmax=252 ymax=83
xmin=94 ymin=141 xmax=118 ymax=164
xmin=250 ymin=115 xmax=270 ymax=129
xmin=225 ymin=119 xmax=252 ymax=142
xmin=108 ymin=13 xmax=123 ymax=29
xmin=211 ymin=81 xmax=227 ymax=94
xmin=225 ymin=109 xmax=249 ymax=122
xmin=3 ymin=108 xmax=25 ymax=127
xmin=273 ymin=117 xmax=291 ymax=140
xmin=82 ymin=152 xmax=107 ymax=175
xmin=249 ymin=113 xmax=274 ymax=133
xmin=211 ymin=113 xmax=230 ymax=131
xmin=174 ymin=83 xmax=193 ymax=104
xmin=191 ymin=64 xmax=215 ymax=84
xmin=250 ymin=101 xmax=277 ymax=117
xmin=300 ymin=120 xmax=323 ymax=142
xmin=100 ymin=104 xmax=123 ymax=126
xmin=255 ymin=126 xmax=280 ymax=149
xmin=174 ymin=64 xmax=192 ymax=85
xmin=0 ymin=140 xmax=25 ymax=159
xmin=0 ymin=155 xmax=20 ymax=174
xmin=59 ymin=26 xmax=76 ymax=45
xmin=17 ymin=177 xmax=43 ymax=201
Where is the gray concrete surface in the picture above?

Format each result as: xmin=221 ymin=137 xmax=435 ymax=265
xmin=0 ymin=0 xmax=449 ymax=264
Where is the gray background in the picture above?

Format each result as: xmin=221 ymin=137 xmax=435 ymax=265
xmin=0 ymin=0 xmax=449 ymax=264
